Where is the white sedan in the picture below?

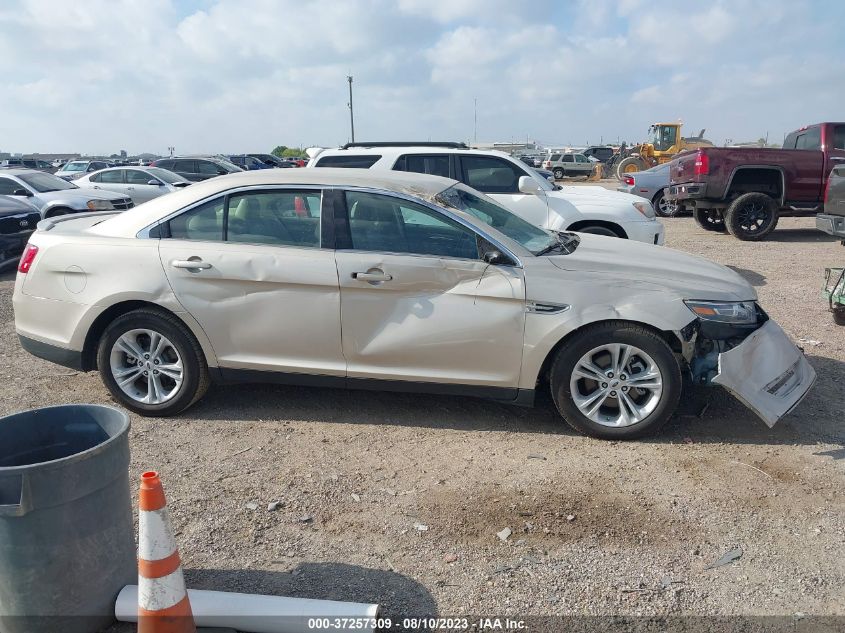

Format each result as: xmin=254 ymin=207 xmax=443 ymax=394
xmin=13 ymin=169 xmax=814 ymax=439
xmin=74 ymin=166 xmax=190 ymax=205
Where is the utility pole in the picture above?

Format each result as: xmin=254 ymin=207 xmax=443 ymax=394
xmin=347 ymin=75 xmax=355 ymax=143
xmin=474 ymin=97 xmax=477 ymax=145
xmin=168 ymin=146 xmax=174 ymax=157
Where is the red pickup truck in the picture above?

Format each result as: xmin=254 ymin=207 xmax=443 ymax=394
xmin=666 ymin=122 xmax=845 ymax=240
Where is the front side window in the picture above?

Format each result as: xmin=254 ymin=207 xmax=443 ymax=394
xmin=126 ymin=170 xmax=153 ymax=185
xmin=315 ymin=154 xmax=381 ymax=168
xmin=833 ymin=125 xmax=845 ymax=151
xmin=99 ymin=170 xmax=124 ymax=184
xmin=575 ymin=155 xmax=588 ymax=163
xmin=436 ymin=184 xmax=558 ymax=255
xmin=197 ymin=160 xmax=222 ymax=175
xmin=345 ymin=191 xmax=478 ymax=259
xmin=460 ymin=155 xmax=523 ymax=194
xmin=393 ymin=154 xmax=450 ymax=178
xmin=0 ymin=177 xmax=20 ymax=195
xmin=227 ymin=191 xmax=321 ymax=247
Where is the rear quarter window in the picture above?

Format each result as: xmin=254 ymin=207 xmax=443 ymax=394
xmin=314 ymin=155 xmax=381 ymax=168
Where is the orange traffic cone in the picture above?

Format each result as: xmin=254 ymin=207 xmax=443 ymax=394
xmin=137 ymin=471 xmax=196 ymax=633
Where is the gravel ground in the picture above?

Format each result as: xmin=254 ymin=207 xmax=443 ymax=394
xmin=1 ymin=201 xmax=843 ymax=630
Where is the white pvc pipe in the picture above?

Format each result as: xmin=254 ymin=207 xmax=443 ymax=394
xmin=115 ymin=585 xmax=380 ymax=633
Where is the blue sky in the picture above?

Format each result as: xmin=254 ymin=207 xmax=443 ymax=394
xmin=1 ymin=0 xmax=843 ymax=155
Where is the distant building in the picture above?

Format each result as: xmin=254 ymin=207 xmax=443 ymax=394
xmin=470 ymin=141 xmax=540 ymax=154
xmin=120 ymin=149 xmax=127 ymax=158
xmin=28 ymin=153 xmax=81 ymax=162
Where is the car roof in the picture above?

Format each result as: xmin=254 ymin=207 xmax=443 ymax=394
xmin=0 ymin=169 xmax=43 ymax=177
xmin=312 ymin=145 xmax=519 ymax=162
xmin=95 ymin=168 xmax=461 ymax=237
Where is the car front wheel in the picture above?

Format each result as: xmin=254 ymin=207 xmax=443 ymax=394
xmin=550 ymin=322 xmax=682 ymax=439
xmin=97 ymin=308 xmax=209 ymax=416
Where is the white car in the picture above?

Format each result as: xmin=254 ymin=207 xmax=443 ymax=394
xmin=13 ymin=169 xmax=813 ymax=439
xmin=74 ymin=166 xmax=191 ymax=205
xmin=308 ymin=143 xmax=664 ymax=245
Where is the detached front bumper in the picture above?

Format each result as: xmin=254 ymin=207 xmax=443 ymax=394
xmin=712 ymin=320 xmax=816 ymax=427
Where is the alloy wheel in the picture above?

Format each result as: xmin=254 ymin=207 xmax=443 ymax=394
xmin=569 ymin=343 xmax=663 ymax=427
xmin=109 ymin=329 xmax=184 ymax=404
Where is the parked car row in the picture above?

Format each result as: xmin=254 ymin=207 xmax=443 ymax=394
xmin=0 ymin=170 xmax=133 ymax=218
xmin=0 ymin=195 xmax=40 ymax=270
xmin=309 ymin=142 xmax=664 ymax=245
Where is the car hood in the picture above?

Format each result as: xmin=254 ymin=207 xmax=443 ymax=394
xmin=38 ymin=188 xmax=127 ymax=202
xmin=541 ymin=233 xmax=755 ymax=302
xmin=548 ymin=185 xmax=646 ymax=212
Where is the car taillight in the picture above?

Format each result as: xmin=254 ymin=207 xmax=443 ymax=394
xmin=18 ymin=244 xmax=38 ymax=273
xmin=624 ymin=175 xmax=635 ymax=186
xmin=693 ymin=150 xmax=709 ymax=176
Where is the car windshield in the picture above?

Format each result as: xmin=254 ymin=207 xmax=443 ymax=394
xmin=19 ymin=172 xmax=78 ymax=192
xmin=436 ymin=184 xmax=576 ymax=256
xmin=214 ymin=159 xmax=242 ymax=172
xmin=147 ymin=167 xmax=185 ymax=184
xmin=62 ymin=162 xmax=88 ymax=172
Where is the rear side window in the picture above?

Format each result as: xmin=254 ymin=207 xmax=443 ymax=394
xmin=459 ymin=155 xmax=523 ymax=194
xmin=99 ymin=170 xmax=124 ymax=184
xmin=393 ymin=154 xmax=450 ymax=178
xmin=795 ymin=127 xmax=821 ymax=150
xmin=562 ymin=155 xmax=574 ymax=163
xmin=168 ymin=198 xmax=225 ymax=241
xmin=314 ymin=154 xmax=381 ymax=168
xmin=783 ymin=133 xmax=798 ymax=149
xmin=549 ymin=154 xmax=561 ymax=161
xmin=173 ymin=159 xmax=195 ymax=173
xmin=155 ymin=160 xmax=174 ymax=170
xmin=227 ymin=190 xmax=321 ymax=247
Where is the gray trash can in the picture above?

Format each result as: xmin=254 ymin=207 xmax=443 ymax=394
xmin=0 ymin=404 xmax=135 ymax=633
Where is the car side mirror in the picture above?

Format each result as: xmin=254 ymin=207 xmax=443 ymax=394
xmin=217 ymin=169 xmax=228 ymax=175
xmin=148 ymin=180 xmax=161 ymax=186
xmin=12 ymin=188 xmax=32 ymax=197
xmin=518 ymin=176 xmax=541 ymax=195
xmin=482 ymin=249 xmax=513 ymax=266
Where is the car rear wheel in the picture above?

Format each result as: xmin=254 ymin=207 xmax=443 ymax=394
xmin=553 ymin=167 xmax=565 ymax=179
xmin=653 ymin=191 xmax=681 ymax=218
xmin=693 ymin=208 xmax=727 ymax=232
xmin=724 ymin=192 xmax=779 ymax=241
xmin=550 ymin=322 xmax=682 ymax=439
xmin=97 ymin=308 xmax=209 ymax=416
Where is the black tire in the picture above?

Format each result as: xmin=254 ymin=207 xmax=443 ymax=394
xmin=577 ymin=224 xmax=623 ymax=238
xmin=833 ymin=307 xmax=845 ymax=326
xmin=96 ymin=308 xmax=210 ymax=416
xmin=549 ymin=321 xmax=682 ymax=440
xmin=553 ymin=167 xmax=565 ymax=179
xmin=693 ymin=208 xmax=727 ymax=232
xmin=724 ymin=192 xmax=779 ymax=241
xmin=653 ymin=191 xmax=682 ymax=218
xmin=44 ymin=206 xmax=72 ymax=218
xmin=616 ymin=156 xmax=644 ymax=181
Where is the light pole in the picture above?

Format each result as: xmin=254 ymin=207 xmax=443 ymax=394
xmin=347 ymin=75 xmax=355 ymax=143
xmin=473 ymin=97 xmax=477 ymax=145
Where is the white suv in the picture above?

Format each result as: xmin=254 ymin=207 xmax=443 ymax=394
xmin=308 ymin=143 xmax=664 ymax=245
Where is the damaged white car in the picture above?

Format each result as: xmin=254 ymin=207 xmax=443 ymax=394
xmin=13 ymin=169 xmax=814 ymax=439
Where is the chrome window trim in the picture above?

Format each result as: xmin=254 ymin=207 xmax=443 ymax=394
xmin=136 ymin=184 xmax=324 ymax=240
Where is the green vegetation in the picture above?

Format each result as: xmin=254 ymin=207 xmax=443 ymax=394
xmin=272 ymin=145 xmax=306 ymax=158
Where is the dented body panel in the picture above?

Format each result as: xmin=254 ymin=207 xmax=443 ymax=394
xmin=712 ymin=320 xmax=816 ymax=426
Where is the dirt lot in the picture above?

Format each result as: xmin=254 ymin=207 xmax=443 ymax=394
xmin=1 ymin=205 xmax=843 ymax=629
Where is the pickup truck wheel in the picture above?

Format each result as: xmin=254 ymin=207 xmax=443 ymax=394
xmin=549 ymin=322 xmax=682 ymax=440
xmin=832 ymin=306 xmax=845 ymax=326
xmin=653 ymin=191 xmax=681 ymax=217
xmin=724 ymin=192 xmax=779 ymax=241
xmin=693 ymin=208 xmax=727 ymax=232
xmin=553 ymin=167 xmax=565 ymax=179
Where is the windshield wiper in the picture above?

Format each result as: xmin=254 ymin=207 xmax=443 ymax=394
xmin=535 ymin=232 xmax=580 ymax=257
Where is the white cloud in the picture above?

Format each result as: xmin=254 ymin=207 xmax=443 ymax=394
xmin=0 ymin=0 xmax=841 ymax=154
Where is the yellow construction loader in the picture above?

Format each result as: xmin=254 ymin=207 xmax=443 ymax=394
xmin=613 ymin=123 xmax=713 ymax=180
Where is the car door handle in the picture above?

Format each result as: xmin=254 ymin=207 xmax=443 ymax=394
xmin=172 ymin=259 xmax=211 ymax=270
xmin=352 ymin=271 xmax=392 ymax=282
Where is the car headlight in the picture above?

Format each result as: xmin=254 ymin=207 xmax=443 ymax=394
xmin=86 ymin=200 xmax=114 ymax=211
xmin=632 ymin=200 xmax=655 ymax=219
xmin=685 ymin=300 xmax=757 ymax=324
